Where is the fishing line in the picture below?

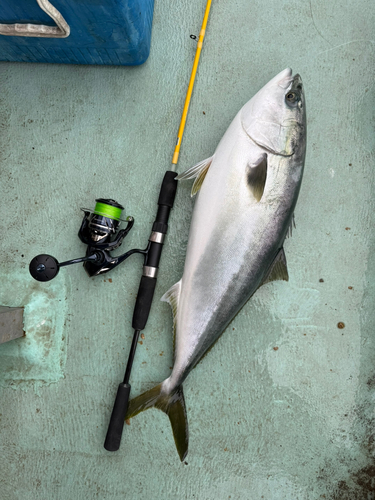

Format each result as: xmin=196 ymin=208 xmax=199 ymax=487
xmin=92 ymin=201 xmax=123 ymax=220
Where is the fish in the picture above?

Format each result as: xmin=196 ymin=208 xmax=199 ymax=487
xmin=125 ymin=68 xmax=307 ymax=460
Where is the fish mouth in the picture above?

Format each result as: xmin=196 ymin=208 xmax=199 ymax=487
xmin=291 ymin=73 xmax=303 ymax=90
xmin=277 ymin=68 xmax=293 ymax=89
xmin=290 ymin=73 xmax=305 ymax=110
xmin=277 ymin=71 xmax=303 ymax=93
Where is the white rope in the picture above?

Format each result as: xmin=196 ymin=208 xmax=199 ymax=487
xmin=0 ymin=0 xmax=70 ymax=38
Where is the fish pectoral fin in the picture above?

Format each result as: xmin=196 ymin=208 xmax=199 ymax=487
xmin=126 ymin=384 xmax=189 ymax=462
xmin=161 ymin=280 xmax=182 ymax=354
xmin=176 ymin=156 xmax=214 ymax=196
xmin=246 ymin=153 xmax=268 ymax=202
xmin=262 ymin=248 xmax=289 ymax=285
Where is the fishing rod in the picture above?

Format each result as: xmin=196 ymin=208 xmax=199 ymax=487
xmin=103 ymin=0 xmax=212 ymax=452
xmin=27 ymin=0 xmax=212 ymax=452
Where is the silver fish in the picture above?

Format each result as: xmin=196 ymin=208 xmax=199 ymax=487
xmin=126 ymin=68 xmax=306 ymax=460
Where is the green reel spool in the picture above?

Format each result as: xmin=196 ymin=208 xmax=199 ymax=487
xmin=94 ymin=200 xmax=123 ymax=221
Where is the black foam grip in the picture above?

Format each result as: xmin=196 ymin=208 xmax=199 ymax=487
xmin=152 ymin=221 xmax=168 ymax=233
xmin=155 ymin=205 xmax=170 ymax=226
xmin=132 ymin=276 xmax=157 ymax=331
xmin=104 ymin=383 xmax=131 ymax=452
xmin=157 ymin=171 xmax=178 ymax=207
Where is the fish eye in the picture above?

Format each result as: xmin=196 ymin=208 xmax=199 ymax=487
xmin=286 ymin=92 xmax=296 ymax=101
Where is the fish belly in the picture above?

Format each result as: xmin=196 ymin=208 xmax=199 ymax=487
xmin=170 ymin=131 xmax=289 ymax=387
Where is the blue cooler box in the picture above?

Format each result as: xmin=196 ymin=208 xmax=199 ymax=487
xmin=0 ymin=0 xmax=155 ymax=65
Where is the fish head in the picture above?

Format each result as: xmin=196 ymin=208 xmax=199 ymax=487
xmin=241 ymin=68 xmax=306 ymax=158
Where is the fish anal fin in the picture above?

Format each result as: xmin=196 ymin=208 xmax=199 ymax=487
xmin=176 ymin=156 xmax=214 ymax=197
xmin=246 ymin=153 xmax=267 ymax=202
xmin=161 ymin=280 xmax=182 ymax=355
xmin=125 ymin=383 xmax=188 ymax=461
xmin=262 ymin=248 xmax=289 ymax=285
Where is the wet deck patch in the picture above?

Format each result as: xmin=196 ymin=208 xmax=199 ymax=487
xmin=0 ymin=267 xmax=67 ymax=391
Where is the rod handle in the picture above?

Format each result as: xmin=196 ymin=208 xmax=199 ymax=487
xmin=132 ymin=276 xmax=157 ymax=331
xmin=104 ymin=383 xmax=131 ymax=452
xmin=132 ymin=172 xmax=178 ymax=331
xmin=157 ymin=171 xmax=178 ymax=208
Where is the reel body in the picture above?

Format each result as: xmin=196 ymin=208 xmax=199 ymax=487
xmin=29 ymin=198 xmax=140 ymax=281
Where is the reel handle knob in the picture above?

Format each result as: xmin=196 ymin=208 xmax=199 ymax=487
xmin=29 ymin=254 xmax=60 ymax=282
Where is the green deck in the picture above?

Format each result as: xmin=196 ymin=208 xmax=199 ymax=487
xmin=0 ymin=0 xmax=374 ymax=498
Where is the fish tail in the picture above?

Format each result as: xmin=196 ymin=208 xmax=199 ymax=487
xmin=125 ymin=382 xmax=188 ymax=461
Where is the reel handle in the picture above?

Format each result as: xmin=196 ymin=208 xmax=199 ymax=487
xmin=29 ymin=253 xmax=100 ymax=282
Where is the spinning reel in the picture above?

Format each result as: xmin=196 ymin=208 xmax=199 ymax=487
xmin=29 ymin=198 xmax=145 ymax=282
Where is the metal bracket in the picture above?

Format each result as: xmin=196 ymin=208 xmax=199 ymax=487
xmin=0 ymin=306 xmax=25 ymax=344
xmin=0 ymin=0 xmax=70 ymax=38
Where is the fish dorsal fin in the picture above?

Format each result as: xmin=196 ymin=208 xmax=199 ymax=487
xmin=262 ymin=248 xmax=289 ymax=285
xmin=176 ymin=156 xmax=214 ymax=197
xmin=246 ymin=153 xmax=267 ymax=202
xmin=161 ymin=280 xmax=182 ymax=355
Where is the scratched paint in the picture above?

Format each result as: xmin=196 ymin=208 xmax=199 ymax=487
xmin=0 ymin=0 xmax=374 ymax=498
xmin=0 ymin=268 xmax=68 ymax=391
